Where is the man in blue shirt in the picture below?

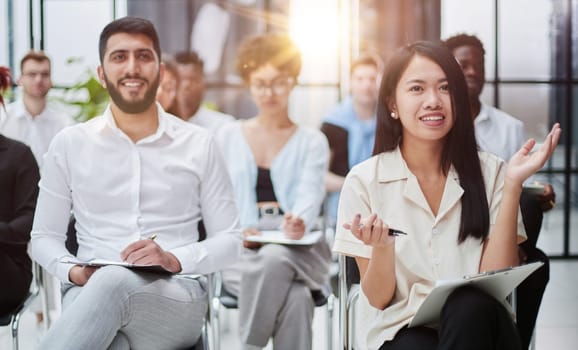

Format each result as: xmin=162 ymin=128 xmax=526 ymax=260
xmin=321 ymin=53 xmax=383 ymax=227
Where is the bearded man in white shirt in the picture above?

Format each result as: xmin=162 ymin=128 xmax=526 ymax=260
xmin=30 ymin=16 xmax=241 ymax=350
xmin=1 ymin=50 xmax=73 ymax=167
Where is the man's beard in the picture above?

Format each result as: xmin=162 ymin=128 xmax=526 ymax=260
xmin=103 ymin=72 xmax=160 ymax=114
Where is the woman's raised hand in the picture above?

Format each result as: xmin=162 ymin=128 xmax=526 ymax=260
xmin=506 ymin=123 xmax=561 ymax=186
xmin=343 ymin=213 xmax=395 ymax=248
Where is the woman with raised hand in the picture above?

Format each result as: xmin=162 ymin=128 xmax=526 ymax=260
xmin=333 ymin=41 xmax=560 ymax=350
xmin=217 ymin=33 xmax=330 ymax=350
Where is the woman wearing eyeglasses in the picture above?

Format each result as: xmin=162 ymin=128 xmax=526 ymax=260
xmin=216 ymin=33 xmax=331 ymax=350
xmin=0 ymin=66 xmax=40 ymax=316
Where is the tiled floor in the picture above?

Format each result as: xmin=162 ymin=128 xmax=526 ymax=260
xmin=2 ymin=261 xmax=577 ymax=350
xmin=534 ymin=260 xmax=578 ymax=350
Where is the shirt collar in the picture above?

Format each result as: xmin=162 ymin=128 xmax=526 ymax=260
xmin=11 ymin=99 xmax=36 ymax=120
xmin=96 ymin=102 xmax=177 ymax=141
xmin=377 ymin=146 xmax=460 ymax=183
xmin=377 ymin=147 xmax=463 ymax=220
xmin=474 ymin=103 xmax=491 ymax=123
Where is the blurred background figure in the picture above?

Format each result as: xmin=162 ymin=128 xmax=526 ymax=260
xmin=173 ymin=51 xmax=234 ymax=133
xmin=320 ymin=53 xmax=383 ymax=228
xmin=217 ymin=33 xmax=330 ymax=350
xmin=1 ymin=51 xmax=74 ymax=167
xmin=156 ymin=55 xmax=179 ymax=115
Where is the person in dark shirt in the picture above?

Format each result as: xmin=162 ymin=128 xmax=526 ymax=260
xmin=0 ymin=66 xmax=40 ymax=315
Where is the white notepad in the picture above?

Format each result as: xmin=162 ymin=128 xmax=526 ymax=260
xmin=244 ymin=230 xmax=323 ymax=246
xmin=409 ymin=261 xmax=544 ymax=327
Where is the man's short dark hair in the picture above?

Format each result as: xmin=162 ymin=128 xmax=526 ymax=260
xmin=174 ymin=51 xmax=204 ymax=71
xmin=350 ymin=52 xmax=383 ymax=75
xmin=161 ymin=55 xmax=178 ymax=77
xmin=99 ymin=16 xmax=161 ymax=63
xmin=443 ymin=33 xmax=486 ymax=56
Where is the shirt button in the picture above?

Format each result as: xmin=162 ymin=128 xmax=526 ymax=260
xmin=433 ymin=257 xmax=441 ymax=265
xmin=432 ymin=228 xmax=439 ymax=235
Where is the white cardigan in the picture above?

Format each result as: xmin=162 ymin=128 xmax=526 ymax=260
xmin=216 ymin=121 xmax=329 ymax=232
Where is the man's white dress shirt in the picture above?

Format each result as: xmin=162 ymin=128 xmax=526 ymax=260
xmin=474 ymin=103 xmax=525 ymax=162
xmin=31 ymin=104 xmax=241 ymax=283
xmin=188 ymin=106 xmax=234 ymax=135
xmin=1 ymin=99 xmax=73 ymax=166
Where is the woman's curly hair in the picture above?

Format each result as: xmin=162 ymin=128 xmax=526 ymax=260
xmin=0 ymin=66 xmax=11 ymax=107
xmin=235 ymin=33 xmax=301 ymax=83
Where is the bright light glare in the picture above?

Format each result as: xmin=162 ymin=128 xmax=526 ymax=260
xmin=289 ymin=0 xmax=340 ymax=61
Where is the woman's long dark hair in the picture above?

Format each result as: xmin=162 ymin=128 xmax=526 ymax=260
xmin=373 ymin=41 xmax=489 ymax=244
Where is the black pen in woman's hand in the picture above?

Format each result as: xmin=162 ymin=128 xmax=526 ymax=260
xmin=357 ymin=223 xmax=407 ymax=236
xmin=388 ymin=229 xmax=407 ymax=237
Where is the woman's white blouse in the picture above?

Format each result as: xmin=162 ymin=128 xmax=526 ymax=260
xmin=333 ymin=147 xmax=526 ymax=349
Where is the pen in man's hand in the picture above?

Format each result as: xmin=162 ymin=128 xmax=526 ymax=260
xmin=148 ymin=234 xmax=157 ymax=241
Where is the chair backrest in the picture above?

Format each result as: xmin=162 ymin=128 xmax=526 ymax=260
xmin=338 ymin=254 xmax=360 ymax=350
xmin=519 ymin=191 xmax=545 ymax=251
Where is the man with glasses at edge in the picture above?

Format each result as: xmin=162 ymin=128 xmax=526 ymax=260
xmin=1 ymin=50 xmax=73 ymax=167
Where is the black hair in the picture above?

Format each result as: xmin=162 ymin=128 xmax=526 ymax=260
xmin=99 ymin=16 xmax=161 ymax=63
xmin=373 ymin=40 xmax=489 ymax=244
xmin=443 ymin=33 xmax=486 ymax=56
xmin=174 ymin=51 xmax=204 ymax=71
